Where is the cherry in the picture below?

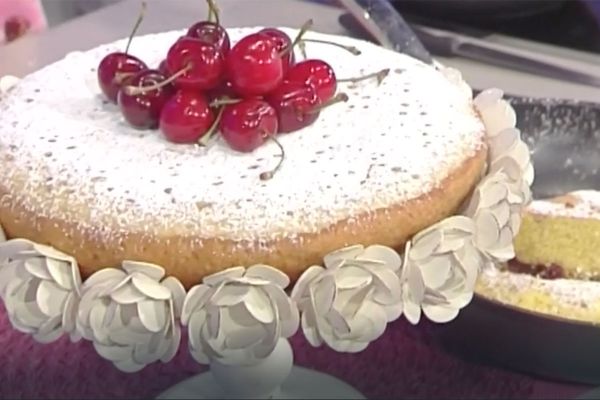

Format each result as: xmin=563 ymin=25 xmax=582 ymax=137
xmin=187 ymin=21 xmax=230 ymax=56
xmin=97 ymin=1 xmax=148 ymax=103
xmin=206 ymin=80 xmax=237 ymax=104
xmin=166 ymin=37 xmax=225 ymax=91
xmin=267 ymin=80 xmax=349 ymax=133
xmin=258 ymin=28 xmax=295 ymax=75
xmin=159 ymin=90 xmax=215 ymax=143
xmin=227 ymin=33 xmax=284 ymax=97
xmin=220 ymin=99 xmax=278 ymax=153
xmin=287 ymin=59 xmax=336 ymax=103
xmin=98 ymin=54 xmax=147 ymax=103
xmin=117 ymin=69 xmax=174 ymax=129
xmin=266 ymin=80 xmax=320 ymax=133
xmin=158 ymin=59 xmax=169 ymax=76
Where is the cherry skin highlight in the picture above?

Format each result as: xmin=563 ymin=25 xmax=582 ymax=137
xmin=287 ymin=59 xmax=337 ymax=103
xmin=226 ymin=33 xmax=284 ymax=97
xmin=159 ymin=90 xmax=215 ymax=143
xmin=187 ymin=21 xmax=231 ymax=56
xmin=258 ymin=28 xmax=295 ymax=75
xmin=117 ymin=69 xmax=175 ymax=129
xmin=266 ymin=80 xmax=320 ymax=133
xmin=166 ymin=37 xmax=225 ymax=91
xmin=220 ymin=99 xmax=279 ymax=153
xmin=98 ymin=52 xmax=147 ymax=103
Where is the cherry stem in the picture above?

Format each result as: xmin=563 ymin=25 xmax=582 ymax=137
xmin=298 ymin=41 xmax=307 ymax=60
xmin=280 ymin=19 xmax=314 ymax=57
xmin=338 ymin=68 xmax=391 ymax=85
xmin=125 ymin=1 xmax=146 ymax=54
xmin=206 ymin=0 xmax=220 ymax=25
xmin=114 ymin=71 xmax=136 ymax=84
xmin=259 ymin=135 xmax=285 ymax=181
xmin=307 ymin=92 xmax=349 ymax=114
xmin=209 ymin=97 xmax=241 ymax=108
xmin=299 ymin=39 xmax=361 ymax=56
xmin=198 ymin=105 xmax=225 ymax=147
xmin=123 ymin=64 xmax=192 ymax=96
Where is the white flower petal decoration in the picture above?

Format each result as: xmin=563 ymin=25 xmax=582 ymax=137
xmin=292 ymin=245 xmax=403 ymax=352
xmin=0 ymin=238 xmax=82 ymax=343
xmin=76 ymin=261 xmax=184 ymax=373
xmin=464 ymin=91 xmax=534 ymax=264
xmin=182 ymin=265 xmax=298 ymax=366
xmin=439 ymin=67 xmax=473 ymax=102
xmin=402 ymin=216 xmax=485 ymax=324
xmin=0 ymin=75 xmax=21 ymax=95
xmin=474 ymin=88 xmax=517 ymax=137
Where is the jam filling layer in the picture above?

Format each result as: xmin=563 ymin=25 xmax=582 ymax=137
xmin=506 ymin=259 xmax=565 ymax=280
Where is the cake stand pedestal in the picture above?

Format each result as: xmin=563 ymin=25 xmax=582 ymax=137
xmin=156 ymin=340 xmax=365 ymax=400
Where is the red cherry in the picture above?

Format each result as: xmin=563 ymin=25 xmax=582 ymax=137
xmin=166 ymin=37 xmax=225 ymax=91
xmin=220 ymin=99 xmax=278 ymax=153
xmin=117 ymin=69 xmax=174 ymax=129
xmin=206 ymin=80 xmax=237 ymax=104
xmin=159 ymin=90 xmax=215 ymax=143
xmin=227 ymin=33 xmax=284 ymax=97
xmin=97 ymin=52 xmax=147 ymax=103
xmin=287 ymin=59 xmax=337 ymax=103
xmin=158 ymin=59 xmax=169 ymax=76
xmin=187 ymin=21 xmax=230 ymax=56
xmin=266 ymin=80 xmax=320 ymax=133
xmin=258 ymin=28 xmax=295 ymax=75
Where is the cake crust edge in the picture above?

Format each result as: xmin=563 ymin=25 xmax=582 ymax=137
xmin=0 ymin=143 xmax=487 ymax=288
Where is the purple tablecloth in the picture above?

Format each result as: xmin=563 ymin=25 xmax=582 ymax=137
xmin=0 ymin=302 xmax=589 ymax=399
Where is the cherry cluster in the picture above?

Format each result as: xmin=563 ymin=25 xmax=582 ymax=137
xmin=96 ymin=1 xmax=386 ymax=179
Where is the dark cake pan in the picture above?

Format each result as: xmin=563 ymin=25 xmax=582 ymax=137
xmin=437 ymin=95 xmax=600 ymax=385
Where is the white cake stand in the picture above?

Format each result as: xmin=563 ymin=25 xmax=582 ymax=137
xmin=156 ymin=340 xmax=365 ymax=399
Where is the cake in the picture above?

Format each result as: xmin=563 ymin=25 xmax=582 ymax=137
xmin=0 ymin=28 xmax=487 ymax=288
xmin=477 ymin=190 xmax=600 ymax=322
xmin=0 ymin=13 xmax=536 ymax=374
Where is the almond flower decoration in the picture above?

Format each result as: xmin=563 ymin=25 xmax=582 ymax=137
xmin=292 ymin=245 xmax=403 ymax=353
xmin=181 ymin=265 xmax=299 ymax=366
xmin=76 ymin=261 xmax=185 ymax=372
xmin=0 ymin=75 xmax=20 ymax=96
xmin=401 ymin=216 xmax=484 ymax=325
xmin=464 ymin=89 xmax=534 ymax=264
xmin=0 ymin=237 xmax=82 ymax=344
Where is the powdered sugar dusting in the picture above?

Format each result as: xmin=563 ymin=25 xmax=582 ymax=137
xmin=528 ymin=190 xmax=600 ymax=220
xmin=479 ymin=267 xmax=600 ymax=309
xmin=0 ymin=28 xmax=484 ymax=243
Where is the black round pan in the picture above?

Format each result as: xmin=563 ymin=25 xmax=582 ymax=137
xmin=437 ymin=95 xmax=600 ymax=385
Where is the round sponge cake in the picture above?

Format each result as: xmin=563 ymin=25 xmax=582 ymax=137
xmin=0 ymin=28 xmax=487 ymax=288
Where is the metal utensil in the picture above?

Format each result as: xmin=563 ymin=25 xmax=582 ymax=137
xmin=411 ymin=24 xmax=600 ymax=89
xmin=334 ymin=0 xmax=434 ymax=65
xmin=336 ymin=0 xmax=600 ymax=88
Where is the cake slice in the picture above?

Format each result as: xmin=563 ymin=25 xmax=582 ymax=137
xmin=510 ymin=190 xmax=600 ymax=280
xmin=476 ymin=190 xmax=600 ymax=322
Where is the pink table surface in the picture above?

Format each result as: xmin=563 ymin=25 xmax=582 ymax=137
xmin=0 ymin=303 xmax=590 ymax=399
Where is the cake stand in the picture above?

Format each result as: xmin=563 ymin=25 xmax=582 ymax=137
xmin=156 ymin=340 xmax=365 ymax=399
xmin=0 ymin=73 xmax=533 ymax=399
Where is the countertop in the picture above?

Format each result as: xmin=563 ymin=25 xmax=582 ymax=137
xmin=0 ymin=0 xmax=599 ymax=102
